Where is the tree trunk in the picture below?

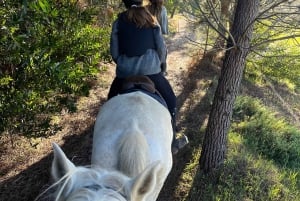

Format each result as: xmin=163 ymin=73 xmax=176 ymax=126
xmin=199 ymin=0 xmax=259 ymax=173
xmin=170 ymin=0 xmax=179 ymax=18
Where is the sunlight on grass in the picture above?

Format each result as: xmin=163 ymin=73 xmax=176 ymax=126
xmin=184 ymin=95 xmax=300 ymax=201
xmin=175 ymin=147 xmax=201 ymax=200
xmin=225 ymin=131 xmax=300 ymax=201
xmin=168 ymin=15 xmax=183 ymax=34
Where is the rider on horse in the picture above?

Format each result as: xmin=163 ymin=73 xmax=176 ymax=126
xmin=108 ymin=0 xmax=188 ymax=154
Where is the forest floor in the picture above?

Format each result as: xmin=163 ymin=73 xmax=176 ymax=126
xmin=1 ymin=14 xmax=300 ymax=201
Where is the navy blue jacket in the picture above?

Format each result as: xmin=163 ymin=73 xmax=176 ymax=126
xmin=110 ymin=12 xmax=167 ymax=78
xmin=118 ymin=13 xmax=156 ymax=57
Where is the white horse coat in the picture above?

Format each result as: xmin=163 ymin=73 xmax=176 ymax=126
xmin=50 ymin=91 xmax=173 ymax=201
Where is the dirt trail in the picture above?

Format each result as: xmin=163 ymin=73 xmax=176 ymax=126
xmin=0 ymin=15 xmax=202 ymax=201
xmin=165 ymin=15 xmax=199 ymax=93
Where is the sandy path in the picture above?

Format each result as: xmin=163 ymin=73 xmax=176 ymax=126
xmin=0 ymin=14 xmax=200 ymax=201
xmin=165 ymin=15 xmax=199 ymax=93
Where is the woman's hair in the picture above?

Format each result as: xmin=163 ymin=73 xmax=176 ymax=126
xmin=123 ymin=0 xmax=143 ymax=9
xmin=148 ymin=0 xmax=163 ymax=19
xmin=122 ymin=0 xmax=157 ymax=28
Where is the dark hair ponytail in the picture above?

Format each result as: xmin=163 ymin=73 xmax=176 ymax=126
xmin=123 ymin=0 xmax=143 ymax=9
xmin=148 ymin=0 xmax=163 ymax=19
xmin=125 ymin=6 xmax=157 ymax=28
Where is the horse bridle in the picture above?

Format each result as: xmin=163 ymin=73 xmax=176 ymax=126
xmin=83 ymin=184 xmax=102 ymax=191
xmin=83 ymin=184 xmax=128 ymax=200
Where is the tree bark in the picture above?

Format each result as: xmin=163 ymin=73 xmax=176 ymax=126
xmin=199 ymin=0 xmax=260 ymax=173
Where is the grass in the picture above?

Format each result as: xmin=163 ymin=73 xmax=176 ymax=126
xmin=181 ymin=95 xmax=300 ymax=201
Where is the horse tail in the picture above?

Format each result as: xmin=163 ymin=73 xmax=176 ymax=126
xmin=117 ymin=128 xmax=149 ymax=177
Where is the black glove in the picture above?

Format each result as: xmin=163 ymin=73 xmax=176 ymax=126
xmin=161 ymin=62 xmax=167 ymax=73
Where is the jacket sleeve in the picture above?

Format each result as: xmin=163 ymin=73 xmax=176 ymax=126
xmin=153 ymin=26 xmax=167 ymax=64
xmin=110 ymin=19 xmax=119 ymax=63
xmin=160 ymin=6 xmax=169 ymax=35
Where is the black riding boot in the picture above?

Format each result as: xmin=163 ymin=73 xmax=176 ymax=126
xmin=170 ymin=108 xmax=189 ymax=155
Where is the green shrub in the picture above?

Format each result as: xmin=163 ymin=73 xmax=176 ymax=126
xmin=0 ymin=0 xmax=111 ymax=138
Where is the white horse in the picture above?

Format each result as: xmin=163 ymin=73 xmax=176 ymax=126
xmin=50 ymin=91 xmax=173 ymax=201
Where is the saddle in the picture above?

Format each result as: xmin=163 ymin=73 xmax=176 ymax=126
xmin=121 ymin=75 xmax=167 ymax=107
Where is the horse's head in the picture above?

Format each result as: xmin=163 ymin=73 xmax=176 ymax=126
xmin=50 ymin=143 xmax=162 ymax=201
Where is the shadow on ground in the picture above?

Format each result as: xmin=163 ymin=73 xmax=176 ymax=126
xmin=0 ymin=53 xmax=219 ymax=201
xmin=0 ymin=97 xmax=107 ymax=201
xmin=3 ymin=51 xmax=296 ymax=201
xmin=158 ymin=55 xmax=221 ymax=201
xmin=1 ymin=54 xmax=218 ymax=201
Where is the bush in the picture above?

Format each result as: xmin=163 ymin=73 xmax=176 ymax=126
xmin=0 ymin=0 xmax=111 ymax=138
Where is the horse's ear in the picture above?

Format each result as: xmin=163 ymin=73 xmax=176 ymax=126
xmin=51 ymin=142 xmax=75 ymax=181
xmin=130 ymin=161 xmax=161 ymax=200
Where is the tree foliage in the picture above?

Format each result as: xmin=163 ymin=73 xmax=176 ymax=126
xmin=199 ymin=0 xmax=260 ymax=172
xmin=175 ymin=0 xmax=300 ymax=172
xmin=246 ymin=37 xmax=300 ymax=91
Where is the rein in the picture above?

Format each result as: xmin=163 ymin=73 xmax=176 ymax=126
xmin=83 ymin=183 xmax=128 ymax=200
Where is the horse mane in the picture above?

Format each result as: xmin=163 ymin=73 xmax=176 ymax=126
xmin=117 ymin=128 xmax=149 ymax=177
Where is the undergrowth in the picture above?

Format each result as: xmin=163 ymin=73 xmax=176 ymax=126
xmin=187 ymin=96 xmax=300 ymax=201
xmin=0 ymin=0 xmax=112 ymax=139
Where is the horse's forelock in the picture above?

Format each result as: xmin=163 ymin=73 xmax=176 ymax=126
xmin=34 ymin=166 xmax=95 ymax=201
xmin=34 ymin=168 xmax=76 ymax=201
xmin=58 ymin=170 xmax=129 ymax=201
xmin=53 ymin=167 xmax=130 ymax=201
xmin=54 ymin=168 xmax=84 ymax=201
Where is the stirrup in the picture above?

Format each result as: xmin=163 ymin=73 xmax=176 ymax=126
xmin=172 ymin=135 xmax=189 ymax=155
